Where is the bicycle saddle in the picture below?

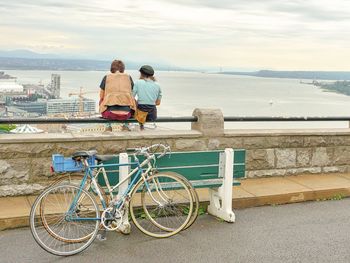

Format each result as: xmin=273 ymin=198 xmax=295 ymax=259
xmin=72 ymin=150 xmax=97 ymax=160
xmin=95 ymin=155 xmax=117 ymax=163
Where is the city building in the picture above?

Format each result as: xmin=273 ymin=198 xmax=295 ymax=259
xmin=0 ymin=79 xmax=24 ymax=93
xmin=50 ymin=74 xmax=60 ymax=98
xmin=46 ymin=98 xmax=96 ymax=115
xmin=11 ymin=100 xmax=47 ymax=115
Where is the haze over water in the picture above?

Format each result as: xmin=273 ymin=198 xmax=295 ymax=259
xmin=5 ymin=70 xmax=350 ymax=129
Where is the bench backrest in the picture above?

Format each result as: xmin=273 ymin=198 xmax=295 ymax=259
xmin=97 ymin=149 xmax=245 ymax=187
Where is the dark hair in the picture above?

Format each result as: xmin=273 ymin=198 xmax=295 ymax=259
xmin=110 ymin=60 xmax=125 ymax=73
xmin=140 ymin=72 xmax=156 ymax=81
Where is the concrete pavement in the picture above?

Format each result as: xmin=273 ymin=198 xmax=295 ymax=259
xmin=2 ymin=198 xmax=350 ymax=262
xmin=2 ymin=173 xmax=350 ymax=230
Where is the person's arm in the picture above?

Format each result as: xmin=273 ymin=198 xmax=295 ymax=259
xmin=99 ymin=89 xmax=105 ymax=105
xmin=156 ymin=86 xmax=162 ymax=105
xmin=130 ymin=76 xmax=134 ymax=90
xmin=132 ymin=81 xmax=138 ymax=98
xmin=99 ymin=76 xmax=106 ymax=105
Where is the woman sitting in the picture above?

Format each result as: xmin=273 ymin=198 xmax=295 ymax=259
xmin=99 ymin=60 xmax=135 ymax=131
xmin=133 ymin=65 xmax=162 ymax=130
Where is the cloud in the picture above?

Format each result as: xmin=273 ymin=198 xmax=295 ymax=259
xmin=0 ymin=0 xmax=350 ymax=69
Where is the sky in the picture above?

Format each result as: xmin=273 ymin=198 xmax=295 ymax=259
xmin=0 ymin=0 xmax=350 ymax=70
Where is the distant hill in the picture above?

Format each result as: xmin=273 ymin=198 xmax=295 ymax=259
xmin=0 ymin=49 xmax=179 ymax=71
xmin=0 ymin=49 xmax=62 ymax=59
xmin=220 ymin=70 xmax=350 ymax=80
xmin=0 ymin=57 xmax=114 ymax=71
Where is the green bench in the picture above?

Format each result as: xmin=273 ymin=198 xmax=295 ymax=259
xmin=98 ymin=148 xmax=246 ymax=222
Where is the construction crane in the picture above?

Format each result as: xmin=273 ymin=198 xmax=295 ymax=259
xmin=68 ymin=87 xmax=95 ymax=115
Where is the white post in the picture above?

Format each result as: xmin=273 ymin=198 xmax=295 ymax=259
xmin=207 ymin=148 xmax=235 ymax=222
xmin=117 ymin=153 xmax=131 ymax=234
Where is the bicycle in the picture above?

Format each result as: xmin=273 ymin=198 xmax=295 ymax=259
xmin=46 ymin=145 xmax=199 ymax=232
xmin=30 ymin=144 xmax=198 ymax=256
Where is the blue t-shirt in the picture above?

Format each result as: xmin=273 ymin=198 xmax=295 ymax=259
xmin=132 ymin=79 xmax=162 ymax=105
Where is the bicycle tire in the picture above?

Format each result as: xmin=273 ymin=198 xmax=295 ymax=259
xmin=129 ymin=173 xmax=193 ymax=238
xmin=158 ymin=172 xmax=199 ymax=230
xmin=30 ymin=184 xmax=100 ymax=256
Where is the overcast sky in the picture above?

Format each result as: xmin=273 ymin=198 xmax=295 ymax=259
xmin=1 ymin=0 xmax=350 ymax=70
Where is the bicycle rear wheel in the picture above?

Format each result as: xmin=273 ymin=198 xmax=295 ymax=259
xmin=30 ymin=184 xmax=100 ymax=256
xmin=129 ymin=173 xmax=193 ymax=238
xmin=48 ymin=174 xmax=110 ymax=207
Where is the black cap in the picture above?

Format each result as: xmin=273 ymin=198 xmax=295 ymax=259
xmin=139 ymin=65 xmax=154 ymax=76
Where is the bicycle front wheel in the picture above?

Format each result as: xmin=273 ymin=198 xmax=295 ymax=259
xmin=129 ymin=173 xmax=193 ymax=238
xmin=159 ymin=172 xmax=200 ymax=230
xmin=30 ymin=184 xmax=100 ymax=256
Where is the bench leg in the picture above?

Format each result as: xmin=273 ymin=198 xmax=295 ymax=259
xmin=207 ymin=148 xmax=235 ymax=223
xmin=117 ymin=153 xmax=131 ymax=234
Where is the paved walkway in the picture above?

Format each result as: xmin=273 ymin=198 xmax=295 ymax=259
xmin=2 ymin=199 xmax=350 ymax=263
xmin=2 ymin=173 xmax=350 ymax=230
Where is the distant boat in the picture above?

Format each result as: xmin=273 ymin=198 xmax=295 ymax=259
xmin=269 ymin=100 xmax=274 ymax=106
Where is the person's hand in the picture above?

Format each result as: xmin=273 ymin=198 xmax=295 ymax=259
xmin=156 ymin=99 xmax=161 ymax=106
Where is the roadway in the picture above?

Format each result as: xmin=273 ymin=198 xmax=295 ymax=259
xmin=1 ymin=199 xmax=350 ymax=263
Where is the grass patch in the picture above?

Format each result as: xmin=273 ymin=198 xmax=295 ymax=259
xmin=316 ymin=194 xmax=346 ymax=202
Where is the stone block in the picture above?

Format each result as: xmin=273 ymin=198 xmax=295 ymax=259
xmin=101 ymin=140 xmax=128 ymax=154
xmin=0 ymin=143 xmax=56 ymax=159
xmin=311 ymin=147 xmax=332 ymax=166
xmin=215 ymin=137 xmax=244 ymax=149
xmin=242 ymin=137 xmax=269 ymax=149
xmin=329 ymin=136 xmax=350 ymax=146
xmin=304 ymin=136 xmax=329 ymax=147
xmin=246 ymin=149 xmax=275 ymax=170
xmin=0 ymin=159 xmax=30 ymax=185
xmin=246 ymin=169 xmax=286 ymax=178
xmin=332 ymin=146 xmax=350 ymax=165
xmin=192 ymin=108 xmax=224 ymax=136
xmin=174 ymin=139 xmax=207 ymax=151
xmin=278 ymin=136 xmax=304 ymax=148
xmin=296 ymin=148 xmax=312 ymax=167
xmin=322 ymin=166 xmax=348 ymax=173
xmin=29 ymin=157 xmax=53 ymax=181
xmin=276 ymin=149 xmax=296 ymax=168
xmin=285 ymin=167 xmax=322 ymax=175
xmin=0 ymin=183 xmax=45 ymax=197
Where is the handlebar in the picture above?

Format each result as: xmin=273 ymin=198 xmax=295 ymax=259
xmin=126 ymin=144 xmax=171 ymax=159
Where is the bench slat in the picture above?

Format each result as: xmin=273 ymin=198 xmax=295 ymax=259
xmin=98 ymin=149 xmax=246 ymax=188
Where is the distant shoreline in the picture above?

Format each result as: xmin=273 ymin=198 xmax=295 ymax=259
xmin=219 ymin=70 xmax=350 ymax=81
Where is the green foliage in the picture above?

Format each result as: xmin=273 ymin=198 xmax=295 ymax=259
xmin=0 ymin=124 xmax=16 ymax=132
xmin=198 ymin=206 xmax=206 ymax=216
xmin=331 ymin=194 xmax=345 ymax=201
xmin=316 ymin=194 xmax=345 ymax=202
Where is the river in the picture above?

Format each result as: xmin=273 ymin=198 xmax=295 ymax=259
xmin=4 ymin=69 xmax=350 ymax=129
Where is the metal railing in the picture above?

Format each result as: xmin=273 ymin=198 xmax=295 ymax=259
xmin=1 ymin=116 xmax=350 ymax=124
xmin=223 ymin=116 xmax=350 ymax=122
xmin=0 ymin=116 xmax=197 ymax=124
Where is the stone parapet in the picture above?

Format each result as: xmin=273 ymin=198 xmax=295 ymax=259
xmin=1 ymin=109 xmax=350 ymax=196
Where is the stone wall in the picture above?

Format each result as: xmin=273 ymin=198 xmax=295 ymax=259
xmin=1 ymin=108 xmax=350 ymax=196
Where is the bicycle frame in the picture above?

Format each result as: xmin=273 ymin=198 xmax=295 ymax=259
xmin=68 ymin=154 xmax=157 ymax=221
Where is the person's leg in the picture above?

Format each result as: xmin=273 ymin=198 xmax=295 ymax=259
xmin=105 ymin=122 xmax=112 ymax=132
xmin=101 ymin=111 xmax=113 ymax=131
